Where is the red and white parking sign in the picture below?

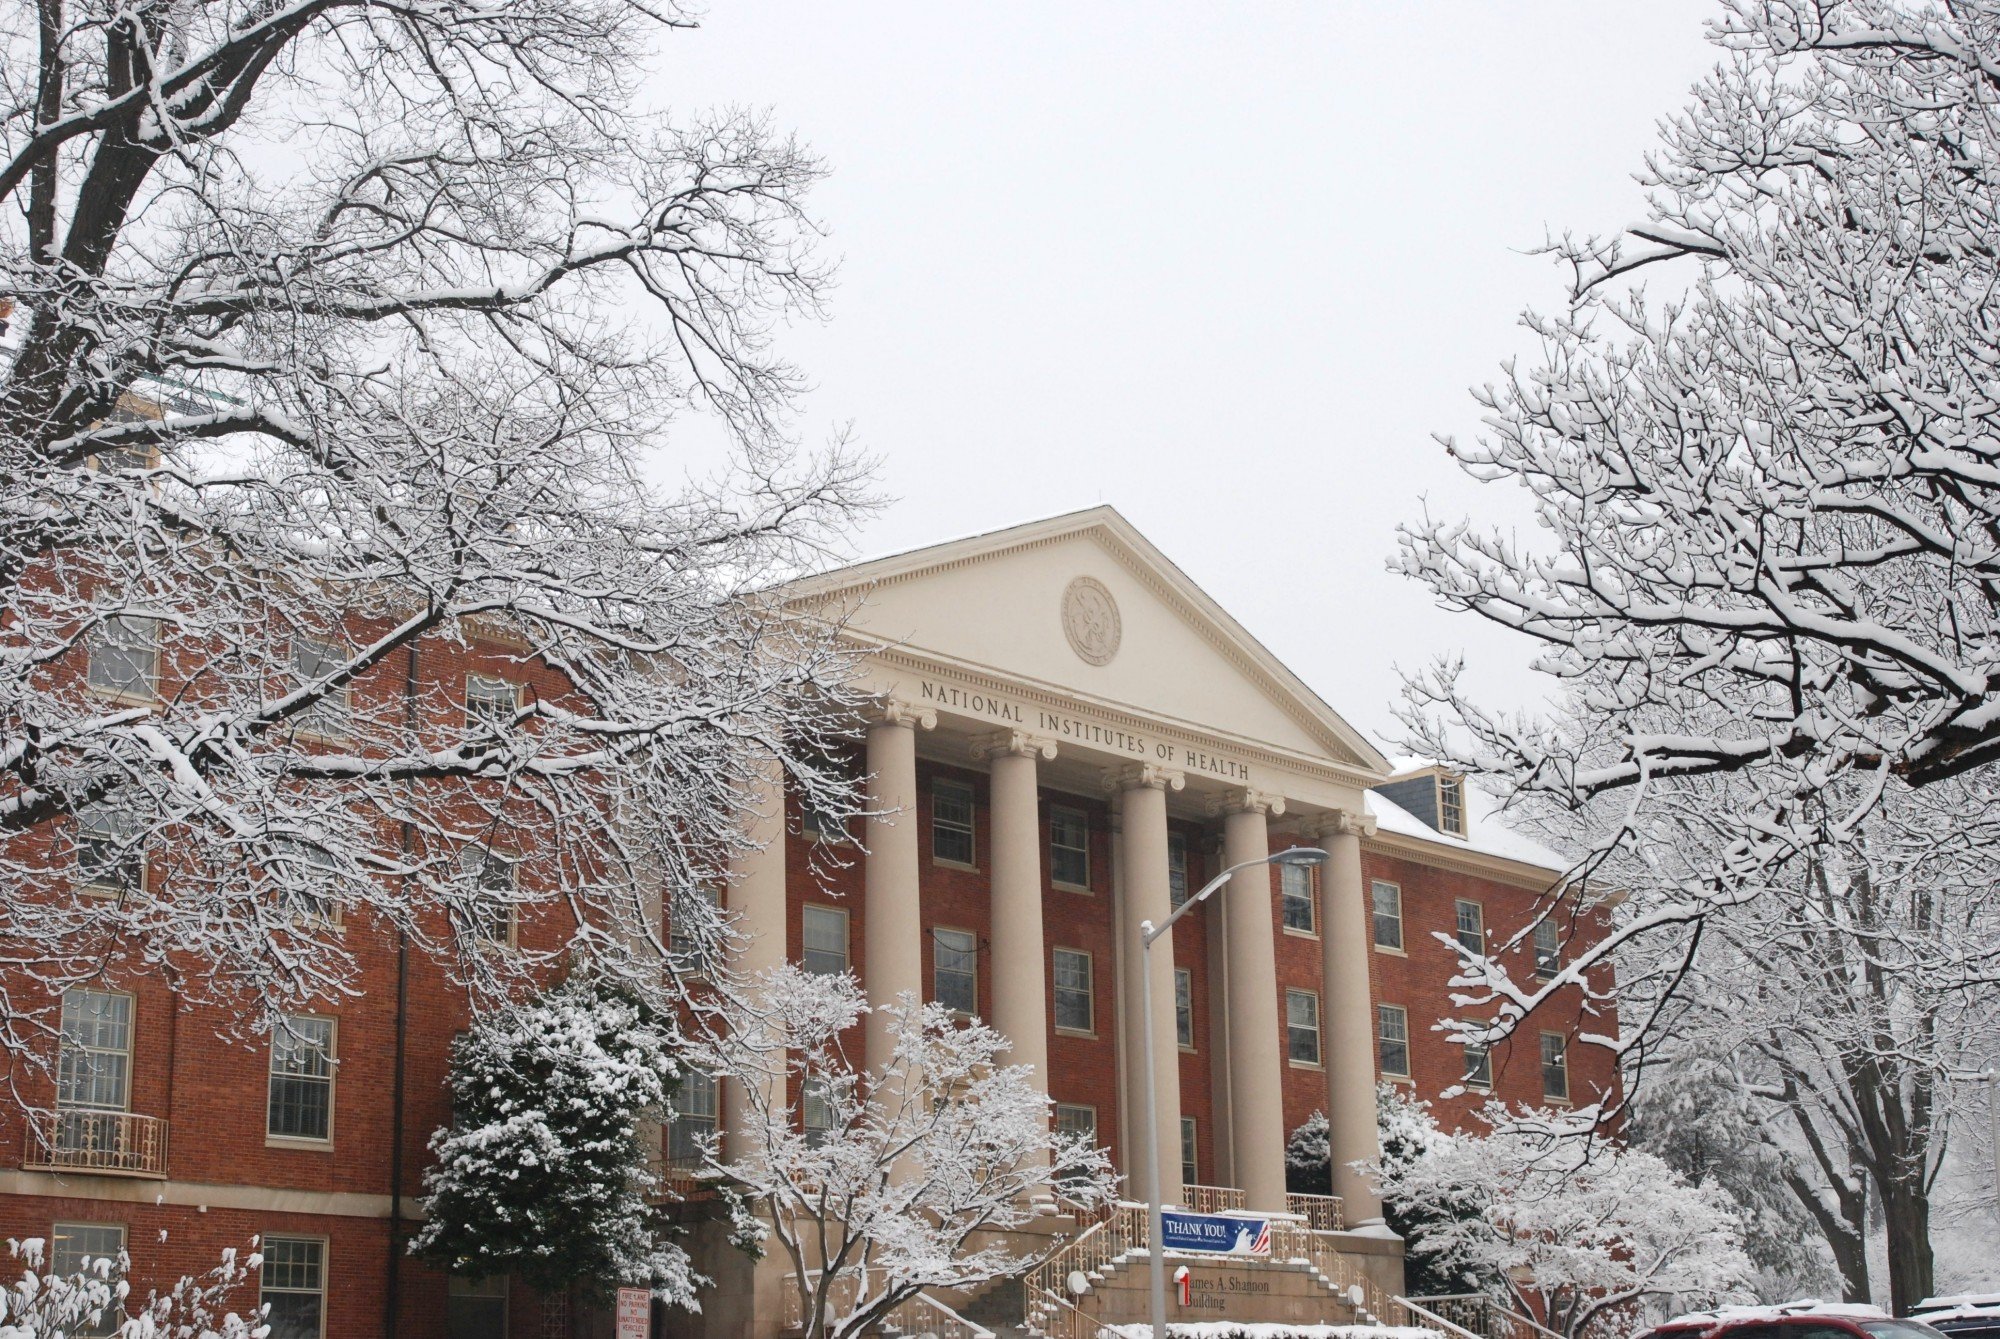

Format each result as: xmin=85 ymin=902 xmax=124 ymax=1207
xmin=615 ymin=1287 xmax=651 ymax=1339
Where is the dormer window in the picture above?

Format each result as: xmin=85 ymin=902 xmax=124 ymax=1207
xmin=1436 ymin=773 xmax=1466 ymax=837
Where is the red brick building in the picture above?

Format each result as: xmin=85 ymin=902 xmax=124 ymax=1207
xmin=0 ymin=506 xmax=1615 ymax=1339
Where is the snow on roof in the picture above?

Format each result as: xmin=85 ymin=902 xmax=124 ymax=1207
xmin=1918 ymin=1299 xmax=2000 ymax=1313
xmin=1365 ymin=781 xmax=1572 ymax=877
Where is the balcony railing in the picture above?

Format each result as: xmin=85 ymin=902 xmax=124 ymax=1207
xmin=1285 ymin=1191 xmax=1345 ymax=1231
xmin=1182 ymin=1182 xmax=1246 ymax=1214
xmin=24 ymin=1108 xmax=168 ymax=1178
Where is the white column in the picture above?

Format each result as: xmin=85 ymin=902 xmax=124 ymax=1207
xmin=1116 ymin=763 xmax=1186 ymax=1208
xmin=1316 ymin=808 xmax=1386 ymax=1227
xmin=724 ymin=753 xmax=788 ymax=1159
xmin=1219 ymin=789 xmax=1288 ymax=1213
xmin=863 ymin=701 xmax=933 ymax=1074
xmin=976 ymin=733 xmax=1057 ymax=1077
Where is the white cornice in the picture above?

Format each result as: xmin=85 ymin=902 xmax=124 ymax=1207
xmin=1362 ymin=827 xmax=1571 ymax=894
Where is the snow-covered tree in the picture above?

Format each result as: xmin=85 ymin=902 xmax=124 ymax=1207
xmin=1395 ymin=0 xmax=2000 ymax=1037
xmin=0 ymin=0 xmax=870 ymax=1073
xmin=1371 ymin=1099 xmax=1754 ymax=1339
xmin=0 ymin=1236 xmax=263 ymax=1339
xmin=693 ymin=967 xmax=1117 ymax=1339
xmin=1507 ymin=755 xmax=2000 ymax=1312
xmin=412 ymin=973 xmax=698 ymax=1309
xmin=1373 ymin=1086 xmax=1496 ymax=1300
xmin=1286 ymin=1110 xmax=1332 ymax=1196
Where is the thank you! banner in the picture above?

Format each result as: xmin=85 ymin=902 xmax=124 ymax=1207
xmin=1159 ymin=1210 xmax=1271 ymax=1256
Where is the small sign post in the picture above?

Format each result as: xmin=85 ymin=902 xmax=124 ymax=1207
xmin=615 ymin=1287 xmax=651 ymax=1339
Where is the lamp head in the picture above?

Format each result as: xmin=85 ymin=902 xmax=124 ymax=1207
xmin=1273 ymin=846 xmax=1329 ymax=867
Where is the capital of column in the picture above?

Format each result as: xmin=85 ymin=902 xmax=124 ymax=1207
xmin=868 ymin=697 xmax=937 ymax=731
xmin=1104 ymin=762 xmax=1185 ymax=794
xmin=1301 ymin=807 xmax=1377 ymax=840
xmin=1207 ymin=786 xmax=1286 ymax=819
xmin=971 ymin=729 xmax=1057 ymax=761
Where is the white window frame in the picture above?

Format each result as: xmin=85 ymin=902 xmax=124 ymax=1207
xmin=800 ymin=904 xmax=849 ymax=976
xmin=289 ymin=636 xmax=353 ymax=741
xmin=51 ymin=1221 xmax=127 ymax=1338
xmin=1377 ymin=1003 xmax=1411 ymax=1079
xmin=1173 ymin=967 xmax=1194 ymax=1051
xmin=667 ymin=1067 xmax=717 ymax=1165
xmin=1180 ymin=1115 xmax=1199 ymax=1188
xmin=1049 ymin=804 xmax=1091 ymax=890
xmin=58 ymin=988 xmax=133 ymax=1112
xmin=75 ymin=804 xmax=145 ymax=897
xmin=1052 ymin=947 xmax=1094 ymax=1035
xmin=668 ymin=882 xmax=720 ymax=978
xmin=930 ymin=778 xmax=976 ymax=867
xmin=461 ymin=847 xmax=519 ymax=948
xmin=1167 ymin=830 xmax=1190 ymax=909
xmin=464 ymin=674 xmax=522 ymax=731
xmin=1541 ymin=1031 xmax=1570 ymax=1103
xmin=270 ymin=838 xmax=341 ymax=926
xmin=1436 ymin=773 xmax=1467 ymax=837
xmin=1286 ymin=988 xmax=1322 ymax=1067
xmin=259 ymin=1235 xmax=329 ymax=1339
xmin=1454 ymin=899 xmax=1484 ymax=957
xmin=266 ymin=1014 xmax=336 ymax=1146
xmin=1281 ymin=862 xmax=1317 ymax=936
xmin=1533 ymin=919 xmax=1562 ymax=980
xmin=1464 ymin=1042 xmax=1493 ymax=1091
xmin=1371 ymin=880 xmax=1404 ymax=952
xmin=932 ymin=926 xmax=978 ymax=1016
xmin=85 ymin=615 xmax=158 ymax=702
xmin=801 ymin=1074 xmax=835 ymax=1146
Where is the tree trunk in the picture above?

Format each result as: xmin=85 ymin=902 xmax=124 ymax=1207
xmin=1880 ymin=1175 xmax=1935 ymax=1316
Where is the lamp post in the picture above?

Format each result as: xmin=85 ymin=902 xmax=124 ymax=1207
xmin=1138 ymin=843 xmax=1330 ymax=1339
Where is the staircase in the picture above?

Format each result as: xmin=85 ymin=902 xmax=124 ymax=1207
xmin=1013 ymin=1202 xmax=1412 ymax=1338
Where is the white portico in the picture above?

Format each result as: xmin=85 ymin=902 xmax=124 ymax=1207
xmin=727 ymin=506 xmax=1394 ymax=1227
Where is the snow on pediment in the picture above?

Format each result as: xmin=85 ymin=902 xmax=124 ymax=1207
xmin=788 ymin=507 xmax=1387 ymax=775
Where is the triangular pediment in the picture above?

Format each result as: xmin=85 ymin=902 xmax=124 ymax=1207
xmin=787 ymin=507 xmax=1389 ymax=776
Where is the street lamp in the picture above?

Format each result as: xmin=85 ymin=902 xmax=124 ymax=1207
xmin=1138 ymin=844 xmax=1330 ymax=1339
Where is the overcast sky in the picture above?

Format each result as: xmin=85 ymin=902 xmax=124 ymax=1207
xmin=650 ymin=2 xmax=1722 ymax=749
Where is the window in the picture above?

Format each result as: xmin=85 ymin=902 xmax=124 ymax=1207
xmin=802 ymin=1075 xmax=835 ymax=1147
xmin=261 ymin=1237 xmax=327 ymax=1339
xmin=1377 ymin=1004 xmax=1410 ymax=1079
xmin=75 ymin=804 xmax=144 ymax=895
xmin=801 ymin=905 xmax=848 ymax=976
xmin=1055 ymin=1103 xmax=1098 ymax=1189
xmin=667 ymin=1068 xmax=716 ymax=1165
xmin=1437 ymin=774 xmax=1467 ymax=837
xmin=1464 ymin=1043 xmax=1492 ymax=1090
xmin=668 ymin=883 xmax=720 ymax=977
xmin=268 ymin=1015 xmax=335 ymax=1142
xmin=1281 ymin=862 xmax=1315 ymax=934
xmin=1049 ymin=805 xmax=1090 ymax=888
xmin=1168 ymin=831 xmax=1190 ymax=909
xmin=1454 ymin=900 xmax=1484 ymax=957
xmin=1180 ymin=1116 xmax=1199 ymax=1187
xmin=271 ymin=838 xmax=339 ymax=924
xmin=1286 ymin=989 xmax=1322 ymax=1066
xmin=1052 ymin=948 xmax=1094 ymax=1033
xmin=931 ymin=779 xmax=975 ymax=865
xmin=1533 ymin=920 xmax=1562 ymax=979
xmin=1541 ymin=1032 xmax=1569 ymax=1102
xmin=933 ymin=927 xmax=977 ymax=1015
xmin=86 ymin=616 xmax=156 ymax=699
xmin=290 ymin=637 xmax=352 ymax=739
xmin=51 ymin=1222 xmax=126 ymax=1337
xmin=1174 ymin=968 xmax=1194 ymax=1050
xmin=58 ymin=990 xmax=132 ymax=1111
xmin=464 ymin=675 xmax=520 ymax=731
xmin=461 ymin=848 xmax=517 ymax=946
xmin=446 ymin=1275 xmax=509 ymax=1339
xmin=1371 ymin=881 xmax=1403 ymax=950
xmin=798 ymin=753 xmax=853 ymax=841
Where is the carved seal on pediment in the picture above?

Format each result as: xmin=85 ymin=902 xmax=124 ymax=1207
xmin=1061 ymin=575 xmax=1121 ymax=666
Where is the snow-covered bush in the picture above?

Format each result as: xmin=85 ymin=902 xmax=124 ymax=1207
xmin=412 ymin=973 xmax=696 ymax=1308
xmin=1374 ymin=1087 xmax=1491 ymax=1299
xmin=0 ymin=1237 xmax=263 ymax=1339
xmin=1285 ymin=1110 xmax=1331 ymax=1196
xmin=1371 ymin=1098 xmax=1753 ymax=1339
xmin=695 ymin=966 xmax=1117 ymax=1339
